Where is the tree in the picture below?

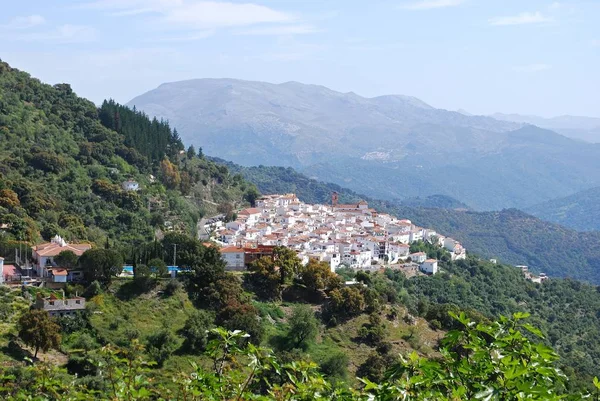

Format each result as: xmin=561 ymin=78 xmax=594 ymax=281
xmin=299 ymin=260 xmax=340 ymax=292
xmin=147 ymin=258 xmax=167 ymax=278
xmin=18 ymin=309 xmax=61 ymax=358
xmin=216 ymin=301 xmax=263 ymax=345
xmin=187 ymin=145 xmax=196 ymax=159
xmin=244 ymin=187 xmax=260 ymax=207
xmin=180 ymin=310 xmax=214 ymax=353
xmin=159 ymin=158 xmax=181 ymax=190
xmin=273 ymin=246 xmax=302 ymax=285
xmin=78 ymin=248 xmax=123 ymax=287
xmin=185 ymin=245 xmax=228 ymax=307
xmin=54 ymin=250 xmax=79 ymax=269
xmin=197 ymin=147 xmax=203 ymax=158
xmin=319 ymin=351 xmax=349 ymax=383
xmin=326 ymin=286 xmax=366 ymax=324
xmin=246 ymin=256 xmax=281 ymax=300
xmin=358 ymin=313 xmax=386 ymax=345
xmin=146 ymin=329 xmax=179 ymax=367
xmin=287 ymin=305 xmax=318 ymax=350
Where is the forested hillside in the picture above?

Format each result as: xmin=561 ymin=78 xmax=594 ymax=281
xmin=526 ymin=186 xmax=600 ymax=231
xmin=0 ymin=60 xmax=257 ymax=248
xmin=392 ymin=207 xmax=600 ymax=283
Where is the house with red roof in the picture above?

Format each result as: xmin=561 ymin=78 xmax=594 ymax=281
xmin=31 ymin=235 xmax=91 ymax=278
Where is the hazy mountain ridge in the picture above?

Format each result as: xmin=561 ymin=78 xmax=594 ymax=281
xmin=526 ymin=187 xmax=600 ymax=231
xmin=491 ymin=112 xmax=600 ymax=143
xmin=128 ymin=79 xmax=600 ymax=210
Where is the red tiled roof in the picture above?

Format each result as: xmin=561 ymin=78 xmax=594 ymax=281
xmin=239 ymin=208 xmax=261 ymax=215
xmin=2 ymin=264 xmax=17 ymax=276
xmin=33 ymin=242 xmax=91 ymax=257
xmin=49 ymin=268 xmax=68 ymax=276
xmin=220 ymin=246 xmax=244 ymax=254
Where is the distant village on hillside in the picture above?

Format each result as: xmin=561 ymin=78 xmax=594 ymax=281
xmin=202 ymin=193 xmax=467 ymax=275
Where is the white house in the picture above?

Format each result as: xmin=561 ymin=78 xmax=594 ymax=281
xmin=31 ymin=236 xmax=91 ymax=278
xmin=388 ymin=243 xmax=410 ymax=263
xmin=220 ymin=246 xmax=246 ymax=271
xmin=420 ymin=259 xmax=439 ymax=275
xmin=409 ymin=252 xmax=427 ymax=264
xmin=238 ymin=208 xmax=261 ymax=226
xmin=0 ymin=257 xmax=4 ymax=284
xmin=344 ymin=250 xmax=373 ymax=270
xmin=443 ymin=238 xmax=459 ymax=252
xmin=122 ymin=180 xmax=140 ymax=191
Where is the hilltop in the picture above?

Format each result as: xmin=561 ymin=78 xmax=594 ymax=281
xmin=128 ymin=78 xmax=600 ymax=210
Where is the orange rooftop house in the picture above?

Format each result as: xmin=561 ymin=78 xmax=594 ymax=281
xmin=31 ymin=235 xmax=91 ymax=278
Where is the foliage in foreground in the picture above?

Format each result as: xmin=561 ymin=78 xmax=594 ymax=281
xmin=2 ymin=314 xmax=600 ymax=400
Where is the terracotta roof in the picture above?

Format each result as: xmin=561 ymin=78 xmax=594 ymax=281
xmin=33 ymin=242 xmax=91 ymax=257
xmin=424 ymin=259 xmax=438 ymax=263
xmin=49 ymin=268 xmax=68 ymax=276
xmin=239 ymin=208 xmax=261 ymax=215
xmin=2 ymin=264 xmax=17 ymax=276
xmin=220 ymin=246 xmax=244 ymax=254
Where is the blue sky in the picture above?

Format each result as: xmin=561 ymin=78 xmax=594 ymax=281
xmin=1 ymin=0 xmax=598 ymax=117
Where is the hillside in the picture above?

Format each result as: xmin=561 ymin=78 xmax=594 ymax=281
xmin=0 ymin=60 xmax=256 ymax=249
xmin=491 ymin=112 xmax=600 ymax=143
xmin=389 ymin=207 xmax=600 ymax=283
xmin=526 ymin=186 xmax=600 ymax=231
xmin=223 ymin=161 xmax=468 ymax=210
xmin=128 ymin=78 xmax=600 ymax=210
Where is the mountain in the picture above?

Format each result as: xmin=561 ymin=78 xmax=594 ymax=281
xmin=0 ymin=61 xmax=255 ymax=247
xmin=526 ymin=187 xmax=600 ymax=231
xmin=492 ymin=113 xmax=600 ymax=143
xmin=128 ymin=78 xmax=600 ymax=210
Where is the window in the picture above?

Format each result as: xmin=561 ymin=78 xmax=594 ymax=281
xmin=49 ymin=301 xmax=54 ymax=306
xmin=76 ymin=300 xmax=81 ymax=304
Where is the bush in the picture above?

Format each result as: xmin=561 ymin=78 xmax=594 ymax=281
xmin=286 ymin=305 xmax=318 ymax=350
xmin=164 ymin=279 xmax=182 ymax=296
xmin=180 ymin=310 xmax=214 ymax=354
xmin=319 ymin=351 xmax=349 ymax=383
xmin=83 ymin=281 xmax=103 ymax=299
xmin=146 ymin=329 xmax=179 ymax=367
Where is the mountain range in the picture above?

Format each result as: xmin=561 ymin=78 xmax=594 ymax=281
xmin=490 ymin=113 xmax=600 ymax=144
xmin=128 ymin=79 xmax=600 ymax=211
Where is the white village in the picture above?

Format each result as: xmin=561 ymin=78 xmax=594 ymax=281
xmin=202 ymin=193 xmax=467 ymax=275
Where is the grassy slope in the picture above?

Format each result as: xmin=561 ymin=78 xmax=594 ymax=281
xmin=13 ymin=280 xmax=438 ymax=383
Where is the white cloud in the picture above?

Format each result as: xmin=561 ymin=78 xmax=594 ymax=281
xmin=239 ymin=24 xmax=319 ymax=35
xmin=155 ymin=30 xmax=215 ymax=41
xmin=549 ymin=2 xmax=561 ymax=10
xmin=513 ymin=64 xmax=552 ymax=72
xmin=1 ymin=15 xmax=46 ymax=30
xmin=83 ymin=0 xmax=294 ymax=28
xmin=165 ymin=2 xmax=292 ymax=28
xmin=591 ymin=39 xmax=600 ymax=47
xmin=5 ymin=24 xmax=96 ymax=44
xmin=401 ymin=0 xmax=465 ymax=10
xmin=489 ymin=11 xmax=553 ymax=26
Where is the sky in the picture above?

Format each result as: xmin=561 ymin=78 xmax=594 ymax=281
xmin=1 ymin=0 xmax=599 ymax=118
